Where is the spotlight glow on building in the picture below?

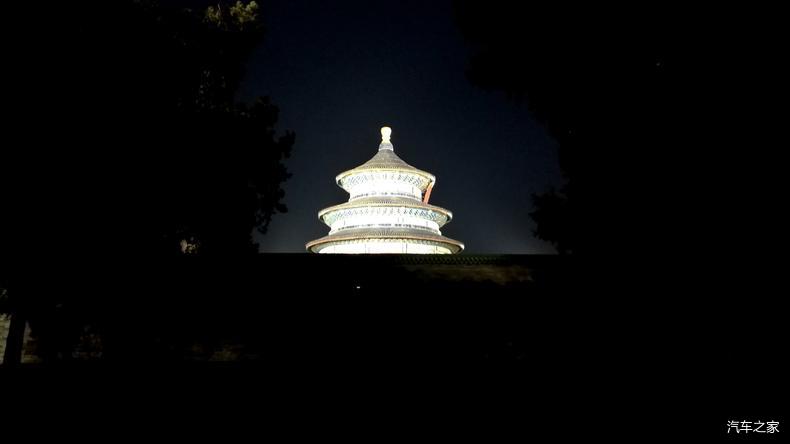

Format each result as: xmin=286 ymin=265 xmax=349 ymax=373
xmin=306 ymin=127 xmax=464 ymax=254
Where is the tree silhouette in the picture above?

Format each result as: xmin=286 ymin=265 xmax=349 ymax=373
xmin=116 ymin=0 xmax=295 ymax=257
xmin=19 ymin=0 xmax=295 ymax=260
xmin=454 ymin=2 xmax=678 ymax=254
xmin=1 ymin=0 xmax=294 ymax=363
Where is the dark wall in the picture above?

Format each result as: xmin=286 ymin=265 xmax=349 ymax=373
xmin=6 ymin=254 xmax=568 ymax=365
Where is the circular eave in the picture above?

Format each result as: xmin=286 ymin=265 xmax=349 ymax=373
xmin=317 ymin=198 xmax=453 ymax=227
xmin=305 ymin=230 xmax=465 ymax=254
xmin=335 ymin=167 xmax=436 ymax=192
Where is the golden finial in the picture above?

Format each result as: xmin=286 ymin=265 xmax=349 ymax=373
xmin=381 ymin=126 xmax=392 ymax=144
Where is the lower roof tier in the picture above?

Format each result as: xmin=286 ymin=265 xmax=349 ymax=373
xmin=305 ymin=227 xmax=464 ymax=254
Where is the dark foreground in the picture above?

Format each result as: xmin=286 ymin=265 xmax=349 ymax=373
xmin=1 ymin=254 xmax=785 ymax=440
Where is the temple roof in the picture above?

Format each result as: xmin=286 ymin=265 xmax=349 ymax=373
xmin=306 ymin=227 xmax=464 ymax=254
xmin=358 ymin=148 xmax=426 ymax=172
xmin=336 ymin=128 xmax=435 ymax=191
xmin=318 ymin=196 xmax=453 ymax=226
xmin=307 ymin=126 xmax=462 ymax=255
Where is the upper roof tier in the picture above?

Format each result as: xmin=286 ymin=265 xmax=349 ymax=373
xmin=336 ymin=127 xmax=436 ymax=192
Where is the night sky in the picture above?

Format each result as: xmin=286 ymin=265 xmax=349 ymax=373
xmin=238 ymin=0 xmax=563 ymax=254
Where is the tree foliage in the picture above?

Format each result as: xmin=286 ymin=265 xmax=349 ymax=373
xmin=454 ymin=1 xmax=678 ymax=254
xmin=1 ymin=0 xmax=296 ymax=363
xmin=40 ymin=0 xmax=294 ymax=258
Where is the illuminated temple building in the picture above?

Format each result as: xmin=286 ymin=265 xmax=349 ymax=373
xmin=306 ymin=127 xmax=463 ymax=254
